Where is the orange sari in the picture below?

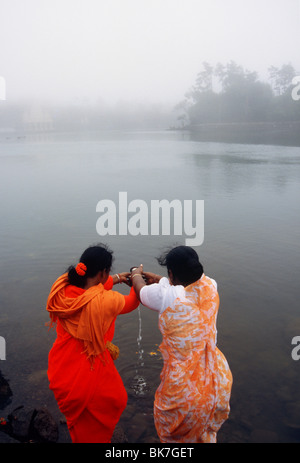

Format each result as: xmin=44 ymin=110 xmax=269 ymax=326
xmin=154 ymin=275 xmax=232 ymax=443
xmin=46 ymin=274 xmax=138 ymax=443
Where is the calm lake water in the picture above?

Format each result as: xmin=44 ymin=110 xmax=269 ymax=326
xmin=0 ymin=130 xmax=300 ymax=443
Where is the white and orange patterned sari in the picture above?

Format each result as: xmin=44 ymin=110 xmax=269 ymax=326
xmin=140 ymin=274 xmax=232 ymax=443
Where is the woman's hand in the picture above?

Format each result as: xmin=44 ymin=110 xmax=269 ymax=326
xmin=130 ymin=265 xmax=145 ymax=299
xmin=112 ymin=272 xmax=131 ymax=285
xmin=131 ymin=265 xmax=143 ymax=276
xmin=142 ymin=271 xmax=162 ymax=285
xmin=130 ymin=266 xmax=163 ymax=285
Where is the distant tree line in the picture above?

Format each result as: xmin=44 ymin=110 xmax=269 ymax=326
xmin=175 ymin=61 xmax=300 ymax=127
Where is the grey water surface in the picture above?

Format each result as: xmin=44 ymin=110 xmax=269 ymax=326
xmin=0 ymin=130 xmax=299 ymax=443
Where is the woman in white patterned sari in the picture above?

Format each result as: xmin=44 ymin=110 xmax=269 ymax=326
xmin=131 ymin=246 xmax=232 ymax=443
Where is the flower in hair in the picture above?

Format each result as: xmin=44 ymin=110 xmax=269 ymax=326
xmin=76 ymin=262 xmax=87 ymax=276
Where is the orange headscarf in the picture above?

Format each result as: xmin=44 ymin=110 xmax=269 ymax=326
xmin=46 ymin=273 xmax=125 ymax=363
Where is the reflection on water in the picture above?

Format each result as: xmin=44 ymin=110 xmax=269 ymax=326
xmin=0 ymin=130 xmax=300 ymax=443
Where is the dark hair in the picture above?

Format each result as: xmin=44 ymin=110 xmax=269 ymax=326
xmin=67 ymin=244 xmax=114 ymax=288
xmin=157 ymin=245 xmax=203 ymax=286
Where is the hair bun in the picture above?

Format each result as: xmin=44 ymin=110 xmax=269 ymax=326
xmin=75 ymin=262 xmax=87 ymax=276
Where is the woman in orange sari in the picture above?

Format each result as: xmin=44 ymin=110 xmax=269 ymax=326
xmin=131 ymin=246 xmax=232 ymax=443
xmin=46 ymin=244 xmax=139 ymax=443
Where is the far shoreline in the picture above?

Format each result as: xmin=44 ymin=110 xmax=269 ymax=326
xmin=169 ymin=120 xmax=300 ymax=147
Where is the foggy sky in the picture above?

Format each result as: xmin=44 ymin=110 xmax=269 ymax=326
xmin=0 ymin=0 xmax=300 ymax=107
